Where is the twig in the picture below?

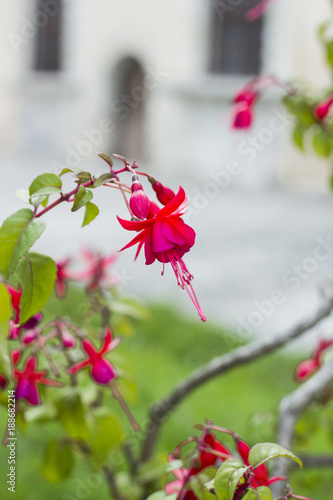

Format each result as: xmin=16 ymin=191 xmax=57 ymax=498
xmin=298 ymin=454 xmax=333 ymax=468
xmin=140 ymin=297 xmax=333 ymax=463
xmin=272 ymin=359 xmax=333 ymax=497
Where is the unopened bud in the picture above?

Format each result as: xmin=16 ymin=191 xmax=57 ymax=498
xmin=22 ymin=329 xmax=38 ymax=345
xmin=295 ymin=358 xmax=319 ymax=382
xmin=62 ymin=330 xmax=76 ymax=349
xmin=149 ymin=178 xmax=175 ymax=205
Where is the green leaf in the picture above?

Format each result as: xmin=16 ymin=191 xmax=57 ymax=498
xmin=0 ymin=284 xmax=12 ymax=377
xmin=97 ymin=152 xmax=113 ymax=168
xmin=312 ymin=129 xmax=332 ymax=157
xmin=0 ymin=209 xmax=46 ymax=279
xmin=71 ymin=185 xmax=93 ymax=212
xmin=82 ymin=202 xmax=99 ymax=227
xmin=75 ymin=171 xmax=92 ymax=182
xmin=29 ymin=173 xmax=62 ymax=198
xmin=55 ymin=391 xmax=90 ymax=441
xmin=292 ymin=124 xmax=306 ymax=151
xmin=14 ymin=252 xmax=56 ymax=323
xmin=241 ymin=490 xmax=256 ymax=500
xmin=248 ymin=443 xmax=302 ymax=469
xmin=15 ymin=189 xmax=30 ymax=204
xmin=214 ymin=459 xmax=247 ymax=500
xmin=91 ymin=409 xmax=124 ymax=462
xmin=325 ymin=40 xmax=333 ymax=68
xmin=41 ymin=440 xmax=75 ymax=483
xmin=242 ymin=487 xmax=273 ymax=500
xmin=145 ymin=492 xmax=177 ymax=500
xmin=91 ymin=173 xmax=114 ymax=188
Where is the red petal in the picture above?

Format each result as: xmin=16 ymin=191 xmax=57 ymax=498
xmin=144 ymin=232 xmax=156 ymax=265
xmin=152 ymin=220 xmax=175 ymax=253
xmin=161 ymin=218 xmax=195 ymax=248
xmin=158 ymin=186 xmax=186 ymax=217
xmin=119 ymin=230 xmax=147 ymax=252
xmin=101 ymin=328 xmax=112 ymax=353
xmin=117 ymin=215 xmax=152 ymax=232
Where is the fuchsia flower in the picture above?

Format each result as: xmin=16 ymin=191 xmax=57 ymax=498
xmin=237 ymin=440 xmax=286 ymax=488
xmin=232 ymin=87 xmax=258 ymax=130
xmin=246 ymin=0 xmax=277 ymax=21
xmin=6 ymin=285 xmax=42 ymax=339
xmin=68 ymin=328 xmax=120 ymax=384
xmin=117 ymin=186 xmax=206 ymax=322
xmin=295 ymin=339 xmax=333 ymax=382
xmin=74 ymin=249 xmax=118 ymax=292
xmin=313 ymin=95 xmax=333 ymax=121
xmin=12 ymin=352 xmax=61 ymax=405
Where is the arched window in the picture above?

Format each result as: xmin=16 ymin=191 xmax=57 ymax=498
xmin=210 ymin=0 xmax=263 ymax=75
xmin=112 ymin=57 xmax=146 ymax=160
xmin=34 ymin=0 xmax=63 ymax=71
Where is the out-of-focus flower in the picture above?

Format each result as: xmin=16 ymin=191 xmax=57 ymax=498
xmin=117 ymin=186 xmax=206 ymax=321
xmin=13 ymin=354 xmax=61 ymax=406
xmin=313 ymin=95 xmax=333 ymax=120
xmin=232 ymin=87 xmax=258 ymax=130
xmin=55 ymin=258 xmax=73 ymax=298
xmin=246 ymin=0 xmax=277 ymax=21
xmin=295 ymin=338 xmax=333 ymax=382
xmin=6 ymin=285 xmax=42 ymax=340
xmin=68 ymin=328 xmax=120 ymax=384
xmin=74 ymin=249 xmax=118 ymax=292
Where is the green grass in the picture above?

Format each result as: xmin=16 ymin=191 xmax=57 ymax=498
xmin=0 ymin=291 xmax=331 ymax=500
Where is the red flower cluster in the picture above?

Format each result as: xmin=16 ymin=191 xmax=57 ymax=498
xmin=232 ymin=87 xmax=258 ymax=130
xmin=295 ymin=338 xmax=333 ymax=382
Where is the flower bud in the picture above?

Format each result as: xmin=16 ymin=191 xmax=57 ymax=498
xmin=22 ymin=329 xmax=38 ymax=345
xmin=149 ymin=178 xmax=175 ymax=205
xmin=129 ymin=176 xmax=150 ymax=219
xmin=237 ymin=440 xmax=251 ymax=464
xmin=314 ymin=96 xmax=333 ymax=120
xmin=294 ymin=358 xmax=319 ymax=382
xmin=232 ymin=103 xmax=253 ymax=129
xmin=21 ymin=312 xmax=43 ymax=331
xmin=62 ymin=330 xmax=76 ymax=349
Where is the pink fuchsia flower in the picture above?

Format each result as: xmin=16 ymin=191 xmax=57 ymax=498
xmin=0 ymin=373 xmax=8 ymax=389
xmin=232 ymin=102 xmax=254 ymax=129
xmin=6 ymin=285 xmax=42 ymax=339
xmin=149 ymin=178 xmax=176 ymax=206
xmin=189 ymin=432 xmax=231 ymax=476
xmin=13 ymin=354 xmax=61 ymax=405
xmin=68 ymin=328 xmax=120 ymax=384
xmin=313 ymin=95 xmax=333 ymax=121
xmin=295 ymin=339 xmax=333 ymax=382
xmin=237 ymin=440 xmax=286 ymax=488
xmin=117 ymin=186 xmax=206 ymax=322
xmin=165 ymin=457 xmax=198 ymax=500
xmin=72 ymin=249 xmax=118 ymax=292
xmin=55 ymin=258 xmax=73 ymax=298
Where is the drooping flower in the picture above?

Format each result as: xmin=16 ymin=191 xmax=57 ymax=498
xmin=6 ymin=285 xmax=42 ymax=340
xmin=232 ymin=87 xmax=258 ymax=130
xmin=237 ymin=439 xmax=286 ymax=487
xmin=68 ymin=328 xmax=120 ymax=384
xmin=189 ymin=432 xmax=231 ymax=475
xmin=117 ymin=186 xmax=206 ymax=322
xmin=13 ymin=354 xmax=61 ymax=405
xmin=295 ymin=338 xmax=333 ymax=382
xmin=313 ymin=95 xmax=333 ymax=120
xmin=73 ymin=249 xmax=118 ymax=292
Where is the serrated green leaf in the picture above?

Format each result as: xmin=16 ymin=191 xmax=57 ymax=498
xmin=0 ymin=209 xmax=46 ymax=279
xmin=214 ymin=459 xmax=247 ymax=500
xmin=92 ymin=173 xmax=114 ymax=188
xmin=29 ymin=173 xmax=62 ymax=197
xmin=0 ymin=284 xmax=12 ymax=377
xmin=55 ymin=391 xmax=90 ymax=441
xmin=91 ymin=409 xmax=124 ymax=463
xmin=71 ymin=185 xmax=93 ymax=212
xmin=14 ymin=252 xmax=56 ymax=323
xmin=313 ymin=129 xmax=332 ymax=157
xmin=248 ymin=443 xmax=302 ymax=469
xmin=82 ymin=202 xmax=99 ymax=227
xmin=15 ymin=189 xmax=30 ymax=204
xmin=41 ymin=440 xmax=75 ymax=483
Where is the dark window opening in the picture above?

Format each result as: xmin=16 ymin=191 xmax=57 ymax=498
xmin=34 ymin=0 xmax=63 ymax=71
xmin=210 ymin=0 xmax=263 ymax=75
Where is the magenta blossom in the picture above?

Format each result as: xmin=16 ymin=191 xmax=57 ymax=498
xmin=295 ymin=338 xmax=333 ymax=382
xmin=246 ymin=0 xmax=277 ymax=21
xmin=313 ymin=95 xmax=333 ymax=121
xmin=117 ymin=186 xmax=206 ymax=321
xmin=72 ymin=249 xmax=118 ymax=292
xmin=55 ymin=258 xmax=73 ymax=298
xmin=68 ymin=328 xmax=120 ymax=384
xmin=13 ymin=355 xmax=61 ymax=405
xmin=6 ymin=285 xmax=42 ymax=339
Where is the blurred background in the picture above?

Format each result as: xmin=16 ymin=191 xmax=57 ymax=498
xmin=1 ymin=0 xmax=333 ymax=336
